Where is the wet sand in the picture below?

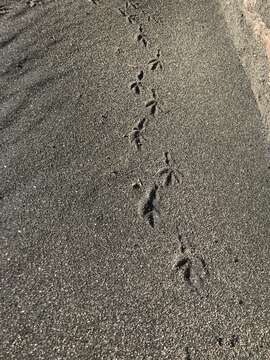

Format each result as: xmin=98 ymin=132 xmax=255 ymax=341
xmin=0 ymin=0 xmax=270 ymax=359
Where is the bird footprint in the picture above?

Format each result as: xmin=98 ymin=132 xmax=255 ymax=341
xmin=145 ymin=89 xmax=167 ymax=116
xmin=148 ymin=49 xmax=163 ymax=71
xmin=156 ymin=151 xmax=183 ymax=187
xmin=0 ymin=5 xmax=9 ymax=15
xmin=125 ymin=1 xmax=139 ymax=10
xmin=145 ymin=89 xmax=161 ymax=115
xmin=138 ymin=184 xmax=160 ymax=228
xmin=173 ymin=229 xmax=209 ymax=292
xmin=88 ymin=0 xmax=100 ymax=5
xmin=118 ymin=7 xmax=137 ymax=24
xmin=136 ymin=25 xmax=148 ymax=47
xmin=124 ymin=118 xmax=147 ymax=150
xmin=130 ymin=70 xmax=144 ymax=95
xmin=28 ymin=0 xmax=42 ymax=7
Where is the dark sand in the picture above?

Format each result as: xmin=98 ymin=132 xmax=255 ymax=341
xmin=0 ymin=0 xmax=270 ymax=359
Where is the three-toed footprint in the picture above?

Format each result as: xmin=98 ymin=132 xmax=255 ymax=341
xmin=124 ymin=117 xmax=147 ymax=150
xmin=129 ymin=70 xmax=144 ymax=95
xmin=138 ymin=184 xmax=160 ymax=228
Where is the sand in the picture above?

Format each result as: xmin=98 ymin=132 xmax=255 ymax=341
xmin=0 ymin=0 xmax=269 ymax=359
xmin=219 ymin=0 xmax=270 ymax=144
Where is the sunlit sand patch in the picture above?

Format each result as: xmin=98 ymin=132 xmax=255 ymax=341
xmin=244 ymin=0 xmax=270 ymax=78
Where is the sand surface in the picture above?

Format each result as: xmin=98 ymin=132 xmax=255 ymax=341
xmin=0 ymin=0 xmax=270 ymax=359
xmin=219 ymin=0 xmax=270 ymax=144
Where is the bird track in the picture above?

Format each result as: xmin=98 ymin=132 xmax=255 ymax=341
xmin=173 ymin=229 xmax=209 ymax=292
xmin=88 ymin=0 xmax=100 ymax=5
xmin=124 ymin=117 xmax=147 ymax=150
xmin=156 ymin=151 xmax=184 ymax=187
xmin=145 ymin=89 xmax=166 ymax=116
xmin=129 ymin=70 xmax=144 ymax=95
xmin=27 ymin=0 xmax=42 ymax=7
xmin=135 ymin=25 xmax=148 ymax=47
xmin=148 ymin=49 xmax=163 ymax=71
xmin=135 ymin=151 xmax=182 ymax=228
xmin=125 ymin=1 xmax=139 ymax=10
xmin=138 ymin=184 xmax=160 ymax=228
xmin=185 ymin=347 xmax=192 ymax=360
xmin=0 ymin=5 xmax=9 ymax=15
xmin=117 ymin=7 xmax=137 ymax=24
xmin=216 ymin=334 xmax=240 ymax=348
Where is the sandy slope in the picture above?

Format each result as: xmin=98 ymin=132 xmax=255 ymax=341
xmin=0 ymin=0 xmax=269 ymax=359
xmin=219 ymin=0 xmax=270 ymax=144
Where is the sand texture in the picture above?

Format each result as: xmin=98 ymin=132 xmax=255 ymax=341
xmin=0 ymin=0 xmax=270 ymax=359
xmin=219 ymin=0 xmax=270 ymax=142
